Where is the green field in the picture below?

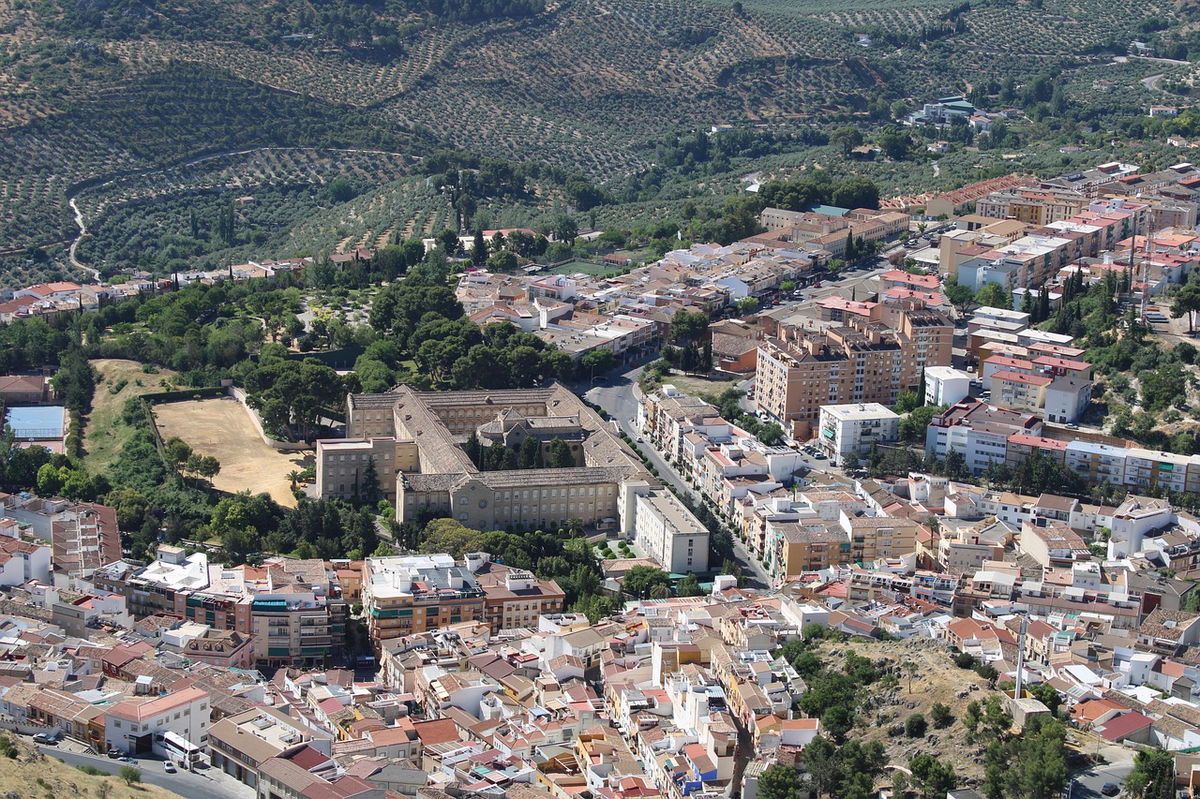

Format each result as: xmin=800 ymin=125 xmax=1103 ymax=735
xmin=549 ymin=261 xmax=612 ymax=276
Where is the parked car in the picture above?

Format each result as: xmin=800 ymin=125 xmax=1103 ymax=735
xmin=107 ymin=748 xmax=122 ymax=758
xmin=164 ymin=762 xmax=177 ymax=774
xmin=33 ymin=732 xmax=58 ymax=745
xmin=1100 ymin=783 xmax=1120 ymax=797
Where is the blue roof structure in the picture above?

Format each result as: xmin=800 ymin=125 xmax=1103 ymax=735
xmin=5 ymin=405 xmax=65 ymax=439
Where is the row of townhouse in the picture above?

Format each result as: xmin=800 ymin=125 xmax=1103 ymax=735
xmin=0 ymin=257 xmax=312 ymax=325
xmin=926 ymin=398 xmax=1200 ymax=495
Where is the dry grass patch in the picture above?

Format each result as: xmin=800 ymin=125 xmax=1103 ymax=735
xmin=0 ymin=735 xmax=179 ymax=799
xmin=84 ymin=359 xmax=179 ymax=472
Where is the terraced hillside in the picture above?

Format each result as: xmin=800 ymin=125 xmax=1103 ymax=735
xmin=0 ymin=0 xmax=1184 ymax=272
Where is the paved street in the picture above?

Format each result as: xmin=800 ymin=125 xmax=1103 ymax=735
xmin=1068 ymin=763 xmax=1133 ymax=798
xmin=583 ymin=365 xmax=772 ymax=588
xmin=40 ymin=745 xmax=252 ymax=799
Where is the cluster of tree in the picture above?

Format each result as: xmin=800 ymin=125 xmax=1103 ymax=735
xmin=236 ymin=347 xmax=346 ymax=441
xmin=864 ymin=438 xmax=957 ymax=480
xmin=977 ymin=710 xmax=1069 ymax=799
xmin=660 ymin=309 xmax=713 ymax=374
xmin=256 ymin=497 xmax=378 ymax=561
xmin=758 ymin=738 xmax=889 ymax=799
xmin=697 ymin=386 xmax=781 ymax=445
xmin=369 ymin=280 xmax=573 ymax=390
xmin=304 ymin=241 xmax=430 ymax=292
xmin=86 ymin=287 xmax=268 ymax=379
xmin=652 ymin=128 xmax=816 ymax=178
xmin=0 ymin=317 xmax=74 ymax=374
xmin=34 ymin=461 xmax=109 ymax=502
xmin=0 ymin=430 xmax=65 ymax=496
xmin=1019 ymin=289 xmax=1053 ymax=324
xmin=776 ymin=627 xmax=880 ymax=743
xmin=162 ymin=436 xmax=221 ymax=480
xmin=758 ymin=174 xmax=881 ymax=213
xmin=104 ymin=398 xmax=216 ymax=559
xmin=463 ymin=433 xmax=577 ymax=471
xmin=52 ymin=348 xmax=95 ymax=416
xmin=981 ymin=451 xmax=1086 ymax=497
xmin=1124 ymin=748 xmax=1177 ymax=799
xmin=620 ymin=565 xmax=673 ymax=599
xmin=414 ymin=518 xmax=616 ymax=620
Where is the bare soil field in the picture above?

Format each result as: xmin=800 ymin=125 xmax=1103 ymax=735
xmin=152 ymin=397 xmax=311 ymax=507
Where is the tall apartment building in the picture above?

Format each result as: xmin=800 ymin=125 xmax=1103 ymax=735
xmin=93 ymin=547 xmax=346 ymax=668
xmin=317 ymin=384 xmax=660 ymax=536
xmin=754 ymin=305 xmax=951 ymax=437
xmin=252 ymin=559 xmax=347 ymax=670
xmin=766 ymin=520 xmax=850 ymax=583
xmin=816 ymin=403 xmax=900 ymax=465
xmin=843 ymin=515 xmax=919 ymax=563
xmin=976 ymin=187 xmax=1088 ymax=227
xmin=631 ymin=488 xmax=710 ymax=574
xmin=0 ymin=493 xmax=122 ymax=580
xmin=363 ymin=554 xmax=486 ymax=645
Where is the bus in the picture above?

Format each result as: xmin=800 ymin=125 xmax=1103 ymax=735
xmin=159 ymin=731 xmax=200 ymax=769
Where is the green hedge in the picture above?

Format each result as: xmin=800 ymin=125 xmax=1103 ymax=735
xmin=141 ymin=386 xmax=228 ymax=403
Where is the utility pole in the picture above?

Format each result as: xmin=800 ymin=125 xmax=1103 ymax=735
xmin=1014 ymin=614 xmax=1028 ymax=699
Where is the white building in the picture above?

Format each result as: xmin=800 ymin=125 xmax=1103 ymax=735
xmin=632 ymin=489 xmax=709 ymax=574
xmin=0 ymin=523 xmax=51 ymax=586
xmin=924 ymin=366 xmax=972 ymax=407
xmin=816 ymin=403 xmax=900 ymax=465
xmin=104 ymin=686 xmax=211 ymax=757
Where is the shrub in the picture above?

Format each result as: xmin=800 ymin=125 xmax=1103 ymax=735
xmin=905 ymin=713 xmax=927 ymax=738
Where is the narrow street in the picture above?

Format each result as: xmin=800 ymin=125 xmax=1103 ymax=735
xmin=581 ymin=364 xmax=772 ymax=589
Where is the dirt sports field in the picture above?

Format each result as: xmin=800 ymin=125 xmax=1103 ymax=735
xmin=152 ymin=397 xmax=311 ymax=507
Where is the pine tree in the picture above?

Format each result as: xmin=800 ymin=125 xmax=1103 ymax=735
xmin=472 ymin=230 xmax=487 ymax=267
xmin=518 ymin=436 xmax=540 ymax=469
xmin=465 ymin=432 xmax=482 ymax=467
xmin=361 ymin=457 xmax=380 ymax=504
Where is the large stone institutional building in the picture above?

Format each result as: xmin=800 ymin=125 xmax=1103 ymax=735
xmin=316 ymin=385 xmax=706 ymax=565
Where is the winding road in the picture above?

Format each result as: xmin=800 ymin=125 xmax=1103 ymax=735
xmin=67 ymin=197 xmax=101 ymax=283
